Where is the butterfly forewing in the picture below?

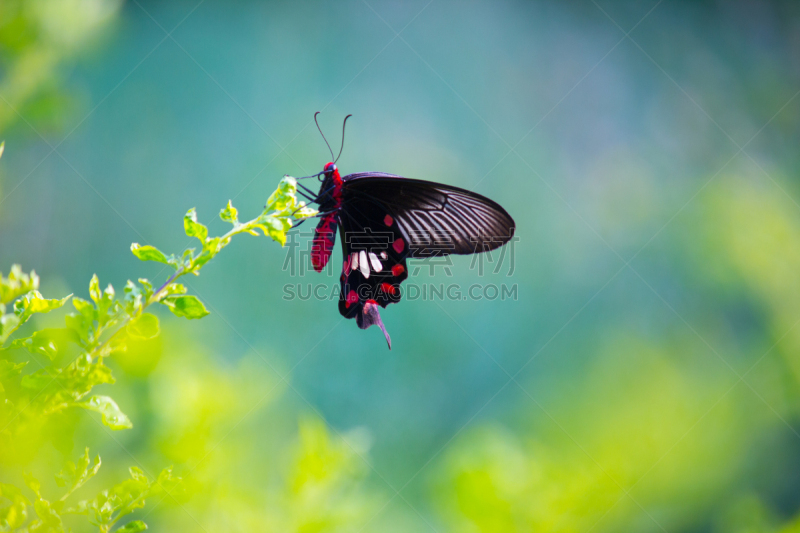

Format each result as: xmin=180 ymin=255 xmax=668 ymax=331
xmin=341 ymin=174 xmax=515 ymax=257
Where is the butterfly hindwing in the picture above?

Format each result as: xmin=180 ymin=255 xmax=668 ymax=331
xmin=337 ymin=206 xmax=409 ymax=314
xmin=336 ymin=233 xmax=408 ymax=349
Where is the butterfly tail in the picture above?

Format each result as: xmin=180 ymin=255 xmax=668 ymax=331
xmin=357 ymin=300 xmax=392 ymax=350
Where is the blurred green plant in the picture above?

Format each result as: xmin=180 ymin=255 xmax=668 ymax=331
xmin=0 ymin=147 xmax=317 ymax=532
xmin=0 ymin=0 xmax=122 ymax=132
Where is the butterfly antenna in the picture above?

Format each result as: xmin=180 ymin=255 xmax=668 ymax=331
xmin=334 ymin=114 xmax=353 ymax=164
xmin=314 ymin=112 xmax=335 ymax=161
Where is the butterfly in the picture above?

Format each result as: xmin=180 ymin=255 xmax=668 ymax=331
xmin=293 ymin=114 xmax=515 ymax=349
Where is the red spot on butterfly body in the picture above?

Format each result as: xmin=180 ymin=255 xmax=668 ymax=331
xmin=312 ymin=213 xmax=337 ymax=272
xmin=384 ymin=214 xmax=393 ymax=226
xmin=391 ymin=264 xmax=405 ymax=276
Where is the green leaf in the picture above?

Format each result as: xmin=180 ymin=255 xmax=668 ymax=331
xmin=0 ymin=483 xmax=30 ymax=503
xmin=161 ymin=295 xmax=209 ymax=319
xmin=33 ymin=497 xmax=63 ymax=527
xmin=126 ymin=313 xmax=159 ymax=340
xmin=10 ymin=328 xmax=80 ymax=360
xmin=78 ymin=395 xmax=132 ymax=430
xmin=72 ymin=297 xmax=95 ymax=319
xmin=0 ymin=141 xmax=5 ymax=159
xmin=128 ymin=467 xmax=148 ymax=484
xmin=184 ymin=208 xmax=208 ymax=242
xmin=0 ymin=359 xmax=27 ymax=379
xmin=23 ymin=472 xmax=41 ymax=496
xmin=266 ymin=175 xmax=297 ymax=212
xmin=20 ymin=369 xmax=55 ymax=390
xmin=117 ymin=520 xmax=148 ymax=533
xmin=95 ymin=283 xmax=119 ymax=328
xmin=5 ymin=495 xmax=28 ymax=528
xmin=220 ymin=200 xmax=238 ymax=224
xmin=89 ymin=274 xmax=102 ymax=303
xmin=63 ymin=500 xmax=89 ymax=515
xmin=154 ymin=466 xmax=183 ymax=496
xmin=14 ymin=290 xmax=71 ymax=321
xmin=65 ymin=312 xmax=91 ymax=344
xmin=56 ymin=448 xmax=101 ymax=496
xmin=257 ymin=215 xmax=290 ymax=246
xmin=162 ymin=283 xmax=186 ymax=297
xmin=0 ymin=264 xmax=39 ymax=304
xmin=0 ymin=312 xmax=21 ymax=344
xmin=130 ymin=243 xmax=170 ymax=265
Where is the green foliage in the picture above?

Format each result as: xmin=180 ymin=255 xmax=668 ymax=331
xmin=0 ymin=171 xmax=316 ymax=532
xmin=0 ymin=0 xmax=123 ymax=132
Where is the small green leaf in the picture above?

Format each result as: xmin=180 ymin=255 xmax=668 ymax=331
xmin=0 ymin=483 xmax=29 ymax=503
xmin=5 ymin=496 xmax=27 ymax=528
xmin=162 ymin=295 xmax=209 ymax=319
xmin=257 ymin=215 xmax=290 ymax=246
xmin=72 ymin=297 xmax=95 ymax=319
xmin=266 ymin=175 xmax=297 ymax=211
xmin=65 ymin=312 xmax=91 ymax=343
xmin=117 ymin=520 xmax=148 ymax=532
xmin=0 ymin=264 xmax=39 ymax=304
xmin=162 ymin=283 xmax=186 ymax=297
xmin=34 ymin=497 xmax=63 ymax=527
xmin=78 ymin=395 xmax=133 ymax=430
xmin=127 ymin=313 xmax=160 ymax=340
xmin=14 ymin=290 xmax=71 ymax=319
xmin=154 ymin=466 xmax=183 ymax=496
xmin=220 ymin=200 xmax=239 ymax=224
xmin=63 ymin=500 xmax=89 ymax=515
xmin=0 ymin=360 xmax=26 ymax=379
xmin=130 ymin=243 xmax=170 ymax=265
xmin=10 ymin=328 xmax=80 ymax=360
xmin=89 ymin=274 xmax=101 ymax=303
xmin=184 ymin=208 xmax=208 ymax=242
xmin=20 ymin=369 xmax=56 ymax=390
xmin=23 ymin=472 xmax=41 ymax=496
xmin=0 ymin=312 xmax=21 ymax=344
xmin=129 ymin=466 xmax=148 ymax=484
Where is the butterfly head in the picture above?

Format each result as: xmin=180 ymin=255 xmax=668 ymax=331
xmin=321 ymin=162 xmax=340 ymax=182
xmin=316 ymin=162 xmax=342 ymax=208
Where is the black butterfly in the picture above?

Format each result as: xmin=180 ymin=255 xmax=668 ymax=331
xmin=294 ymin=114 xmax=515 ymax=349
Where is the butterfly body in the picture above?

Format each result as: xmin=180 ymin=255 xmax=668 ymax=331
xmin=304 ymin=161 xmax=515 ymax=349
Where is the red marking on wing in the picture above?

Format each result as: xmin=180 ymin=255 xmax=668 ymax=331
xmin=391 ymin=264 xmax=405 ymax=276
xmin=392 ymin=238 xmax=404 ymax=253
xmin=311 ymin=214 xmax=337 ymax=272
xmin=384 ymin=214 xmax=393 ymax=226
xmin=346 ymin=290 xmax=358 ymax=308
xmin=381 ymin=282 xmax=397 ymax=295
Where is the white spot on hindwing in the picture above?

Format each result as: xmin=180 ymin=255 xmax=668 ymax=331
xmin=359 ymin=250 xmax=369 ymax=279
xmin=369 ymin=253 xmax=382 ymax=272
xmin=348 ymin=251 xmax=385 ymax=278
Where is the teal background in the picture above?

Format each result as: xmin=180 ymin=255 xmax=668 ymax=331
xmin=3 ymin=1 xmax=800 ymax=531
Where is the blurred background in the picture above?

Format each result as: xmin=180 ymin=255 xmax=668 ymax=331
xmin=2 ymin=0 xmax=800 ymax=531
